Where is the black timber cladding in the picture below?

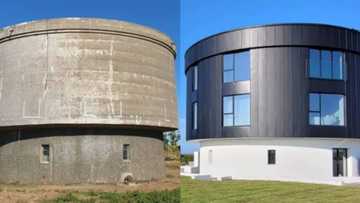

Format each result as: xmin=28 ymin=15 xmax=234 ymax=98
xmin=185 ymin=23 xmax=360 ymax=141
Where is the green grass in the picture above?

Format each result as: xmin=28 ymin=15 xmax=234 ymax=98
xmin=43 ymin=188 xmax=180 ymax=203
xmin=181 ymin=177 xmax=360 ymax=203
xmin=181 ymin=154 xmax=194 ymax=165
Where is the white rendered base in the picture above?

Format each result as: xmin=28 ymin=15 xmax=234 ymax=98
xmin=194 ymin=137 xmax=360 ymax=185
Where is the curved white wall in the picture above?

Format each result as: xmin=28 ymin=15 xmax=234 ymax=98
xmin=198 ymin=138 xmax=360 ymax=184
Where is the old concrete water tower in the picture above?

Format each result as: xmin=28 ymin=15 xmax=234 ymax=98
xmin=0 ymin=18 xmax=177 ymax=184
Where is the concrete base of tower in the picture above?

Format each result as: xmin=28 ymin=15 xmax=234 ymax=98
xmin=0 ymin=126 xmax=166 ymax=184
xmin=193 ymin=137 xmax=360 ymax=185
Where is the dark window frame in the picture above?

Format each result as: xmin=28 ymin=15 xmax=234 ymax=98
xmin=222 ymin=94 xmax=251 ymax=127
xmin=268 ymin=149 xmax=276 ymax=165
xmin=308 ymin=93 xmax=345 ymax=126
xmin=309 ymin=48 xmax=346 ymax=81
xmin=223 ymin=96 xmax=234 ymax=127
xmin=223 ymin=50 xmax=250 ymax=83
xmin=309 ymin=93 xmax=321 ymax=125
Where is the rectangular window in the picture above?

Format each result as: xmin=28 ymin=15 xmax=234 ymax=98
xmin=223 ymin=94 xmax=250 ymax=126
xmin=309 ymin=49 xmax=345 ymax=80
xmin=333 ymin=148 xmax=347 ymax=177
xmin=268 ymin=150 xmax=276 ymax=165
xmin=123 ymin=144 xmax=130 ymax=160
xmin=223 ymin=51 xmax=250 ymax=83
xmin=309 ymin=93 xmax=345 ymax=126
xmin=41 ymin=144 xmax=50 ymax=163
xmin=192 ymin=102 xmax=198 ymax=130
xmin=193 ymin=66 xmax=198 ymax=91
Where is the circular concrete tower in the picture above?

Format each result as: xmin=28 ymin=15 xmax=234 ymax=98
xmin=0 ymin=18 xmax=177 ymax=184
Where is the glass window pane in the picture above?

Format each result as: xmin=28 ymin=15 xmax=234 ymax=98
xmin=223 ymin=96 xmax=233 ymax=114
xmin=223 ymin=70 xmax=234 ymax=83
xmin=223 ymin=114 xmax=234 ymax=127
xmin=193 ymin=102 xmax=198 ymax=130
xmin=234 ymin=94 xmax=250 ymax=126
xmin=321 ymin=94 xmax=344 ymax=126
xmin=193 ymin=66 xmax=198 ymax=90
xmin=321 ymin=50 xmax=332 ymax=79
xmin=332 ymin=51 xmax=344 ymax=80
xmin=223 ymin=54 xmax=233 ymax=70
xmin=234 ymin=51 xmax=250 ymax=81
xmin=309 ymin=112 xmax=321 ymax=125
xmin=309 ymin=49 xmax=320 ymax=78
xmin=309 ymin=93 xmax=320 ymax=112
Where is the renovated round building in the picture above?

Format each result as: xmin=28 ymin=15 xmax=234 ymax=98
xmin=185 ymin=23 xmax=360 ymax=185
xmin=0 ymin=18 xmax=177 ymax=184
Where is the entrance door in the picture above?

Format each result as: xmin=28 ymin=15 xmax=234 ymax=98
xmin=333 ymin=148 xmax=347 ymax=177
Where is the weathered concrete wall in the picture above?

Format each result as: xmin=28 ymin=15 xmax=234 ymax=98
xmin=0 ymin=127 xmax=165 ymax=184
xmin=0 ymin=18 xmax=177 ymax=129
xmin=0 ymin=18 xmax=177 ymax=184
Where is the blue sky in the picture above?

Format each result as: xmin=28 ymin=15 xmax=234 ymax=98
xmin=179 ymin=0 xmax=360 ymax=154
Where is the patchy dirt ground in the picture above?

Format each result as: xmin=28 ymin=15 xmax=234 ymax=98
xmin=0 ymin=160 xmax=180 ymax=203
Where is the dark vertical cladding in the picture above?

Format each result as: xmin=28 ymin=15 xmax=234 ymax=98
xmin=198 ymin=56 xmax=223 ymax=139
xmin=251 ymin=47 xmax=309 ymax=138
xmin=186 ymin=23 xmax=360 ymax=141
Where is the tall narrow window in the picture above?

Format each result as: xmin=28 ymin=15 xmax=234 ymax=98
xmin=193 ymin=66 xmax=198 ymax=91
xmin=123 ymin=144 xmax=130 ymax=160
xmin=309 ymin=49 xmax=345 ymax=80
xmin=309 ymin=93 xmax=344 ymax=126
xmin=223 ymin=96 xmax=234 ymax=127
xmin=309 ymin=93 xmax=321 ymax=125
xmin=223 ymin=94 xmax=250 ymax=126
xmin=223 ymin=51 xmax=250 ymax=83
xmin=321 ymin=50 xmax=332 ymax=79
xmin=41 ymin=144 xmax=50 ymax=163
xmin=309 ymin=49 xmax=320 ymax=77
xmin=332 ymin=51 xmax=345 ymax=80
xmin=268 ymin=150 xmax=276 ymax=165
xmin=192 ymin=102 xmax=198 ymax=130
xmin=333 ymin=148 xmax=347 ymax=177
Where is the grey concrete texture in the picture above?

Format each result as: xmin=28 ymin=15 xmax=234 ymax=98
xmin=0 ymin=18 xmax=178 ymax=129
xmin=0 ymin=128 xmax=165 ymax=184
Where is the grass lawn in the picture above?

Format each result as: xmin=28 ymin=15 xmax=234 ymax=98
xmin=44 ymin=189 xmax=180 ymax=203
xmin=181 ymin=177 xmax=360 ymax=203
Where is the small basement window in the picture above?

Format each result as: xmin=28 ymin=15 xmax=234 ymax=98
xmin=268 ymin=150 xmax=276 ymax=165
xmin=123 ymin=144 xmax=130 ymax=161
xmin=41 ymin=144 xmax=50 ymax=163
